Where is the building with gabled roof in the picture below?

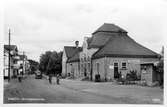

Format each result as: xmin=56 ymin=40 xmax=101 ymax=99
xmin=62 ymin=41 xmax=82 ymax=78
xmin=80 ymin=23 xmax=159 ymax=81
xmin=62 ymin=23 xmax=160 ymax=83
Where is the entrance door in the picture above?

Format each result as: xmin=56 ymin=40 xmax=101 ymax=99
xmin=84 ymin=63 xmax=87 ymax=77
xmin=114 ymin=62 xmax=119 ymax=79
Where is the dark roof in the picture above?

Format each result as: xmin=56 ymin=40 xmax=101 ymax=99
xmin=4 ymin=45 xmax=18 ymax=51
xmin=88 ymin=32 xmax=114 ymax=48
xmin=68 ymin=52 xmax=80 ymax=62
xmin=64 ymin=46 xmax=82 ymax=62
xmin=86 ymin=23 xmax=159 ymax=59
xmin=92 ymin=34 xmax=159 ymax=59
xmin=92 ymin=23 xmax=127 ymax=35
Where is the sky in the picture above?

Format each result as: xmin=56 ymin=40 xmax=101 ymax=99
xmin=4 ymin=0 xmax=167 ymax=62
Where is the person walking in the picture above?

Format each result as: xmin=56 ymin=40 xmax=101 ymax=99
xmin=56 ymin=74 xmax=60 ymax=85
xmin=18 ymin=67 xmax=23 ymax=82
xmin=18 ymin=72 xmax=22 ymax=82
xmin=48 ymin=73 xmax=52 ymax=84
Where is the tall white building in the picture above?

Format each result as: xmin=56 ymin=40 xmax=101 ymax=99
xmin=4 ymin=45 xmax=19 ymax=79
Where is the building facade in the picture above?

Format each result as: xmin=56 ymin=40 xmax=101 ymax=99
xmin=4 ymin=45 xmax=19 ymax=79
xmin=18 ymin=54 xmax=29 ymax=75
xmin=62 ymin=41 xmax=82 ymax=78
xmin=79 ymin=37 xmax=98 ymax=80
xmin=4 ymin=45 xmax=30 ymax=79
xmin=62 ymin=23 xmax=159 ymax=83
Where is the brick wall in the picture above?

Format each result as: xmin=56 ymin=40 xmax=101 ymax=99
xmin=92 ymin=57 xmax=158 ymax=81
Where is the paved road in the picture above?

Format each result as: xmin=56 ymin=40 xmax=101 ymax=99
xmin=4 ymin=75 xmax=163 ymax=104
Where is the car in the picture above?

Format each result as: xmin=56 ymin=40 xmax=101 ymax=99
xmin=35 ymin=70 xmax=42 ymax=79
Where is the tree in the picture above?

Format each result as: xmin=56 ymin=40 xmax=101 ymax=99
xmin=28 ymin=59 xmax=39 ymax=74
xmin=39 ymin=51 xmax=52 ymax=74
xmin=47 ymin=51 xmax=58 ymax=75
xmin=39 ymin=51 xmax=63 ymax=75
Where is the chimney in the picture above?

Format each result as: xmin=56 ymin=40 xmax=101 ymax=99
xmin=75 ymin=41 xmax=79 ymax=48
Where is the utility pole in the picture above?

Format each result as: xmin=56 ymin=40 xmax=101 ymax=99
xmin=23 ymin=51 xmax=25 ymax=75
xmin=8 ymin=29 xmax=11 ymax=82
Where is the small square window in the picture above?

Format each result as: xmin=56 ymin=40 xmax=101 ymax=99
xmin=122 ymin=62 xmax=127 ymax=69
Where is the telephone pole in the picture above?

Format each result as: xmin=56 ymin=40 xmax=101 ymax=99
xmin=23 ymin=51 xmax=25 ymax=75
xmin=8 ymin=29 xmax=11 ymax=82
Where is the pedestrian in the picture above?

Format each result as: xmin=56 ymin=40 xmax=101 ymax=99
xmin=18 ymin=72 xmax=22 ymax=83
xmin=49 ymin=74 xmax=52 ymax=84
xmin=56 ymin=74 xmax=60 ymax=85
xmin=119 ymin=71 xmax=122 ymax=79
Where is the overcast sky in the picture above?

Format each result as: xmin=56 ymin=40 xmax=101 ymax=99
xmin=4 ymin=0 xmax=167 ymax=61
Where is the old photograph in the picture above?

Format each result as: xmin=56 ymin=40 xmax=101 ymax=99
xmin=3 ymin=0 xmax=166 ymax=105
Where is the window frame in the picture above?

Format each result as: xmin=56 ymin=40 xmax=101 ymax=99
xmin=96 ymin=62 xmax=100 ymax=74
xmin=121 ymin=61 xmax=127 ymax=69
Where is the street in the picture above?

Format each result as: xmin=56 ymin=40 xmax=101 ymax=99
xmin=4 ymin=75 xmax=163 ymax=104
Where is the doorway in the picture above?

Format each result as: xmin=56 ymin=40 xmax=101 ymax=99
xmin=114 ymin=62 xmax=119 ymax=79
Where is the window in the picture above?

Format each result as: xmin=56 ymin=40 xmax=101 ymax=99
xmin=121 ymin=62 xmax=127 ymax=69
xmin=88 ymin=63 xmax=91 ymax=73
xmin=84 ymin=57 xmax=86 ymax=62
xmin=114 ymin=62 xmax=118 ymax=67
xmin=97 ymin=63 xmax=100 ymax=74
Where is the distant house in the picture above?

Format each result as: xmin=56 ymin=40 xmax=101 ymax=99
xmin=4 ymin=45 xmax=19 ymax=79
xmin=62 ymin=23 xmax=159 ymax=82
xmin=18 ymin=54 xmax=29 ymax=75
xmin=62 ymin=41 xmax=82 ymax=78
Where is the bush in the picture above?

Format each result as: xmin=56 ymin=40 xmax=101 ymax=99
xmin=126 ymin=70 xmax=138 ymax=81
xmin=81 ymin=76 xmax=90 ymax=81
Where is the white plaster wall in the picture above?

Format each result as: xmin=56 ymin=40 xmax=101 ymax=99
xmin=62 ymin=49 xmax=67 ymax=77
